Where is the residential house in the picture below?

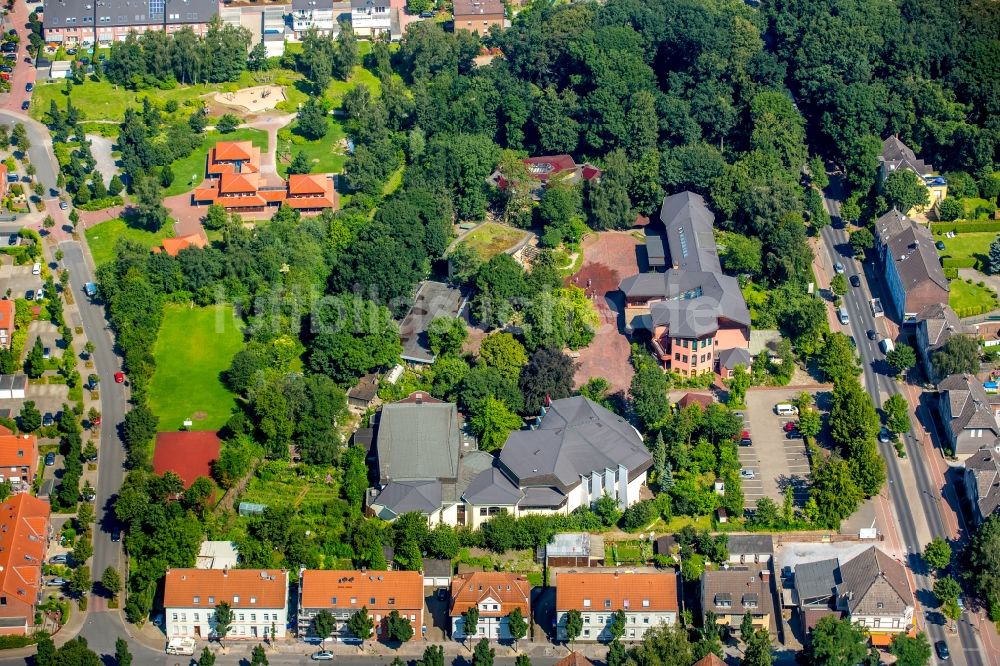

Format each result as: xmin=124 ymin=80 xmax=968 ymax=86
xmin=0 ymin=433 xmax=37 ymax=493
xmin=0 ymin=164 xmax=7 ymax=201
xmin=43 ymin=0 xmax=218 ymax=46
xmin=347 ymin=373 xmax=380 ymax=410
xmin=298 ymin=570 xmax=423 ymax=640
xmin=462 ymin=396 xmax=652 ymax=527
xmin=292 ymin=0 xmax=337 ymax=38
xmin=422 ymin=559 xmax=452 ymax=588
xmin=489 ymin=154 xmax=601 ymax=200
xmin=450 ymin=572 xmax=530 ymax=642
xmin=152 ymin=431 xmax=221 ymax=489
xmin=793 ymin=557 xmax=842 ymax=631
xmin=878 ymin=136 xmax=948 ymax=216
xmin=399 ymin=281 xmax=467 ymax=364
xmin=701 ymin=568 xmax=775 ymax=635
xmin=873 ymin=209 xmax=949 ymax=322
xmin=366 ymin=391 xmax=489 ymax=526
xmin=350 ymin=0 xmax=393 ymax=38
xmin=453 ymin=0 xmax=505 ymax=34
xmin=0 ymin=494 xmax=50 ymax=635
xmin=555 ymin=571 xmax=679 ymax=642
xmin=717 ymin=347 xmax=752 ymax=379
xmin=193 ymin=141 xmax=337 ymax=214
xmin=163 ymin=568 xmax=289 ymax=640
xmin=914 ymin=304 xmax=972 ymax=382
xmin=835 ymin=547 xmax=914 ymax=645
xmin=620 ymin=192 xmax=751 ymax=376
xmin=153 ymin=233 xmax=209 ymax=257
xmin=196 ymin=541 xmax=239 ymax=570
xmin=553 ymin=654 xmax=594 ymax=666
xmin=542 ymin=532 xmax=605 ymax=568
xmin=0 ymin=300 xmax=14 ymax=350
xmin=692 ymin=656 xmax=726 ymax=666
xmin=962 ymin=446 xmax=1000 ymax=525
xmin=936 ymin=374 xmax=1000 ymax=461
xmin=726 ymin=535 xmax=774 ymax=566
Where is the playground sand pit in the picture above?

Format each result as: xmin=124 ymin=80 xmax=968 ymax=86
xmin=213 ymin=85 xmax=285 ymax=114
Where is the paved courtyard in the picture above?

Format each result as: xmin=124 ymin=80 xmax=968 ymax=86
xmin=741 ymin=389 xmax=816 ymax=510
xmin=568 ymin=231 xmax=643 ymax=393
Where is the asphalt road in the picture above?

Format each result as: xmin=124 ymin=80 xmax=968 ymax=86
xmin=0 ymin=109 xmax=58 ymax=192
xmin=58 ymin=241 xmax=128 ymax=612
xmin=819 ymin=176 xmax=985 ymax=666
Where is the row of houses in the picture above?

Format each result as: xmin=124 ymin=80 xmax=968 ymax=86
xmin=161 ymin=542 xmax=914 ymax=647
xmin=42 ymin=0 xmax=510 ymax=48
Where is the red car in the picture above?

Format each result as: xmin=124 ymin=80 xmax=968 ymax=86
xmin=783 ymin=421 xmax=797 ymax=432
xmin=114 ymin=372 xmax=125 ymax=384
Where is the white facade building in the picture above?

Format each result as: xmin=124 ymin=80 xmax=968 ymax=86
xmin=163 ymin=569 xmax=289 ymax=641
xmin=292 ymin=0 xmax=337 ymax=38
xmin=556 ymin=572 xmax=679 ymax=642
xmin=350 ymin=0 xmax=391 ymax=37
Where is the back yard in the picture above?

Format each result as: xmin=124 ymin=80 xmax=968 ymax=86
xmin=84 ymin=217 xmax=173 ymax=267
xmin=456 ymin=222 xmax=530 ymax=260
xmin=936 ymin=231 xmax=995 ymax=272
xmin=949 ymin=277 xmax=999 ymax=317
xmin=148 ymin=303 xmax=243 ymax=431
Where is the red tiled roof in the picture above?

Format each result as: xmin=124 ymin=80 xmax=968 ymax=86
xmin=692 ymin=655 xmax=726 ymax=666
xmin=0 ymin=300 xmax=14 ymax=339
xmin=220 ymin=171 xmax=260 ymax=194
xmin=214 ymin=141 xmax=255 ymax=163
xmin=450 ymin=572 xmax=530 ymax=618
xmin=555 ymin=571 xmax=680 ymax=613
xmin=0 ymin=494 xmax=50 ymax=613
xmin=678 ymin=393 xmax=713 ymax=410
xmin=155 ymin=233 xmax=208 ymax=257
xmin=300 ymin=570 xmax=424 ymax=611
xmin=522 ymin=154 xmax=577 ymax=181
xmin=553 ymin=654 xmax=594 ymax=666
xmin=0 ymin=434 xmax=36 ymax=476
xmin=152 ymin=431 xmax=221 ymax=488
xmin=163 ymin=568 xmax=287 ymax=609
xmin=288 ymin=174 xmax=328 ymax=195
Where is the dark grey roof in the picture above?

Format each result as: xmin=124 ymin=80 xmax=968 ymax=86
xmin=423 ymin=558 xmax=452 ymax=578
xmin=376 ymin=395 xmax=460 ymax=484
xmin=938 ymin=374 xmax=1000 ymax=447
xmin=726 ymin=534 xmax=773 ymax=555
xmin=399 ymin=281 xmax=466 ymax=364
xmin=43 ymin=0 xmax=219 ymax=28
xmin=701 ymin=569 xmax=774 ymax=619
xmin=880 ymin=136 xmax=933 ymax=176
xmin=659 ymin=191 xmax=719 ymax=273
xmin=836 ymin=547 xmax=913 ymax=616
xmin=794 ymin=558 xmax=840 ymax=605
xmin=462 ymin=466 xmax=523 ymax=506
xmin=351 ymin=0 xmax=390 ymax=9
xmin=875 ymin=209 xmax=949 ymax=293
xmin=518 ymin=486 xmax=567 ymax=508
xmin=646 ymin=235 xmax=666 ymax=268
xmin=454 ymin=450 xmax=495 ymax=503
xmin=718 ymin=347 xmax=752 ymax=370
xmin=499 ymin=397 xmax=650 ymax=492
xmin=294 ymin=0 xmax=332 ymax=10
xmin=964 ymin=447 xmax=1000 ymax=519
xmin=917 ymin=303 xmax=970 ymax=349
xmin=0 ymin=375 xmax=12 ymax=391
xmin=11 ymin=375 xmax=25 ymax=390
xmin=620 ymin=270 xmax=750 ymax=337
xmin=373 ymin=480 xmax=442 ymax=517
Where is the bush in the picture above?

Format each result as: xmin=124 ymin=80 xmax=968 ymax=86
xmin=620 ymin=499 xmax=658 ymax=531
xmin=931 ymin=221 xmax=1000 ymax=234
xmin=943 ymin=268 xmax=958 ymax=279
xmin=0 ymin=632 xmax=48 ymax=649
xmin=941 ymin=257 xmax=977 ymax=268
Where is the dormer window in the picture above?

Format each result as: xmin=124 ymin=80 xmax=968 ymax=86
xmin=604 ymin=600 xmax=611 ymax=609
xmin=233 ymin=595 xmax=240 ymax=603
xmin=194 ymin=596 xmax=200 ymax=604
xmin=583 ymin=599 xmax=591 ymax=608
xmin=250 ymin=597 xmax=256 ymax=604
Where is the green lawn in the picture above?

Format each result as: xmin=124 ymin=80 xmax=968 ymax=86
xmin=149 ymin=303 xmax=243 ymax=432
xmin=276 ymin=119 xmax=346 ymax=177
xmin=949 ymin=278 xmax=999 ymax=317
xmin=84 ymin=218 xmax=173 ymax=267
xmin=166 ymin=127 xmax=269 ymax=197
xmin=457 ymin=223 xmax=530 ymax=260
xmin=936 ymin=231 xmax=994 ymax=271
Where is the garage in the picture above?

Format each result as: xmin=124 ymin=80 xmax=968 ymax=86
xmin=422 ymin=559 xmax=452 ymax=589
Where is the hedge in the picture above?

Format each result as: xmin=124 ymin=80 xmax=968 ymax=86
xmin=931 ymin=221 xmax=1000 ymax=234
xmin=954 ymin=305 xmax=995 ymax=318
xmin=0 ymin=632 xmax=48 ymax=649
xmin=942 ymin=257 xmax=978 ymax=268
xmin=944 ymin=268 xmax=959 ymax=279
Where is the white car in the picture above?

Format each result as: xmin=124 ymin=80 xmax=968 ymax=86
xmin=740 ymin=469 xmax=756 ymax=480
xmin=834 ymin=261 xmax=845 ymax=274
xmin=311 ymin=652 xmax=334 ymax=661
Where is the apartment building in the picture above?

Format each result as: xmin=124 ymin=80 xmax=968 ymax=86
xmin=163 ymin=569 xmax=289 ymax=640
xmin=555 ymin=571 xmax=680 ymax=642
xmin=42 ymin=0 xmax=218 ymax=45
xmin=298 ymin=570 xmax=423 ymax=640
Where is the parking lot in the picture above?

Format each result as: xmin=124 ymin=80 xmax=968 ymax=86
xmin=0 ymin=262 xmax=43 ymax=300
xmin=739 ymin=390 xmax=816 ymax=511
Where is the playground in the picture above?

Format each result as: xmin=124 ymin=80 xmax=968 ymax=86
xmin=212 ymin=85 xmax=286 ymax=114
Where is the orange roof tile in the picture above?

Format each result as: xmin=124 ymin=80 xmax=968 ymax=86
xmin=0 ymin=434 xmax=36 ymax=473
xmin=214 ymin=141 xmax=255 ymax=162
xmin=554 ymin=654 xmax=594 ymax=666
xmin=300 ymin=570 xmax=424 ymax=611
xmin=555 ymin=571 xmax=679 ymax=613
xmin=158 ymin=234 xmax=208 ymax=258
xmin=259 ymin=189 xmax=288 ymax=203
xmin=692 ymin=655 xmax=726 ymax=666
xmin=0 ymin=300 xmax=14 ymax=331
xmin=220 ymin=171 xmax=260 ymax=194
xmin=450 ymin=572 xmax=530 ymax=618
xmin=288 ymin=174 xmax=329 ymax=195
xmin=215 ymin=196 xmax=270 ymax=209
xmin=163 ymin=569 xmax=288 ymax=609
xmin=0 ymin=494 xmax=50 ymax=611
xmin=194 ymin=187 xmax=220 ymax=202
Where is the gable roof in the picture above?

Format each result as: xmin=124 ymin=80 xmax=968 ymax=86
xmin=718 ymin=346 xmax=752 ymax=371
xmin=288 ymin=173 xmax=329 ymax=195
xmin=553 ymin=654 xmax=595 ymax=666
xmin=300 ymin=570 xmax=424 ymax=610
xmin=163 ymin=569 xmax=288 ymax=609
xmin=372 ymin=479 xmax=442 ymax=518
xmin=556 ymin=571 xmax=679 ymax=613
xmin=156 ymin=233 xmax=208 ymax=258
xmin=836 ymin=547 xmax=913 ymax=616
xmin=499 ymin=396 xmax=651 ymax=492
xmin=692 ymin=656 xmax=726 ymax=666
xmin=0 ymin=300 xmax=14 ymax=332
xmin=727 ymin=534 xmax=774 ymax=556
xmin=220 ymin=171 xmax=260 ymax=194
xmin=620 ymin=271 xmax=751 ymax=335
xmin=938 ymin=374 xmax=1000 ymax=446
xmin=701 ymin=568 xmax=774 ymax=618
xmin=449 ymin=572 xmax=530 ymax=618
xmin=375 ymin=392 xmax=461 ymax=484
xmin=794 ymin=558 xmax=840 ymax=605
xmin=462 ymin=466 xmax=523 ymax=506
xmin=880 ymin=136 xmax=933 ymax=177
xmin=659 ymin=191 xmax=720 ymax=273
xmin=0 ymin=433 xmax=36 ymax=472
xmin=917 ymin=303 xmax=971 ymax=349
xmin=152 ymin=431 xmax=221 ymax=489
xmin=214 ymin=141 xmax=256 ymax=163
xmin=0 ymin=494 xmax=49 ymax=613
xmin=964 ymin=447 xmax=1000 ymax=520
xmin=454 ymin=0 xmax=505 ymax=16
xmin=875 ymin=209 xmax=948 ymax=293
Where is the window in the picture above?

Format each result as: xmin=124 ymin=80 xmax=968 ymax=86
xmin=683 ymin=340 xmax=689 ymax=349
xmin=370 ymin=597 xmax=376 ymax=605
xmin=251 ymin=614 xmax=256 ymax=621
xmin=172 ymin=613 xmax=178 ymax=621
xmin=181 ymin=613 xmax=187 ymax=621
xmin=250 ymin=597 xmax=257 ymax=604
xmin=583 ymin=629 xmax=591 ymax=637
xmin=332 ymin=597 xmax=337 ymax=605
xmin=209 ymin=597 xmax=215 ymax=604
xmin=194 ymin=614 xmax=199 ymax=621
xmin=234 ymin=596 xmax=240 ymax=603
xmin=623 ymin=600 xmax=630 ymax=608
xmin=583 ymin=599 xmax=591 ymax=608
xmin=643 ymin=617 xmax=650 ymax=624
xmin=642 ymin=599 xmax=650 ymax=608
xmin=389 ymin=598 xmax=396 ymax=605
xmin=876 ymin=602 xmax=884 ymax=609
xmin=584 ymin=616 xmax=591 ymax=624
xmin=604 ymin=599 xmax=611 ymax=609
xmin=193 ymin=596 xmax=200 ymax=604
xmin=351 ymin=597 xmax=357 ymax=605
xmin=239 ymin=614 xmax=245 ymax=621
xmin=682 ymin=355 xmax=688 ymax=363
xmin=629 ymin=630 xmax=636 ymax=638
xmin=674 ymin=353 xmax=680 ymax=361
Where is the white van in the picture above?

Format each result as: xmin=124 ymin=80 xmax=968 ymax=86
xmin=838 ymin=307 xmax=850 ymax=325
xmin=165 ymin=637 xmax=196 ymax=656
xmin=31 ymin=262 xmax=40 ymax=275
xmin=879 ymin=338 xmax=895 ymax=354
xmin=775 ymin=403 xmax=799 ymax=416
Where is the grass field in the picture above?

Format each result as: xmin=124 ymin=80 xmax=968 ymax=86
xmin=276 ymin=119 xmax=346 ymax=177
xmin=166 ymin=127 xmax=269 ymax=196
xmin=457 ymin=222 xmax=530 ymax=260
xmin=85 ymin=218 xmax=174 ymax=267
xmin=148 ymin=304 xmax=243 ymax=431
xmin=936 ymin=231 xmax=994 ymax=271
xmin=949 ymin=278 xmax=999 ymax=316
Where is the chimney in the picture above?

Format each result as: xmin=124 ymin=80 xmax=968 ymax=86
xmin=760 ymin=571 xmax=770 ymax=583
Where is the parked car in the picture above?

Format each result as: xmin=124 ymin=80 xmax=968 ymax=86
xmin=42 ymin=412 xmax=53 ymax=427
xmin=833 ymin=261 xmax=845 ymax=274
xmin=850 ymin=275 xmax=861 ymax=287
xmin=0 ymin=65 xmax=12 ymax=72
xmin=44 ymin=452 xmax=55 ymax=466
xmin=867 ymin=329 xmax=878 ymax=341
xmin=114 ymin=371 xmax=125 ymax=384
xmin=47 ymin=577 xmax=68 ymax=586
xmin=740 ymin=469 xmax=755 ymax=480
xmin=783 ymin=421 xmax=797 ymax=432
xmin=935 ymin=641 xmax=950 ymax=661
xmin=48 ymin=554 xmax=68 ymax=564
xmin=24 ymin=82 xmax=31 ymax=92
xmin=59 ymin=200 xmax=67 ymax=210
xmin=65 ymin=48 xmax=77 ymax=55
xmin=311 ymin=653 xmax=335 ymax=661
xmin=419 ymin=10 xmax=435 ymax=17
xmin=739 ymin=435 xmax=752 ymax=447
xmin=25 ymin=289 xmax=33 ymax=300
xmin=20 ymin=100 xmax=29 ymax=110
xmin=42 ymin=346 xmax=50 ymax=359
